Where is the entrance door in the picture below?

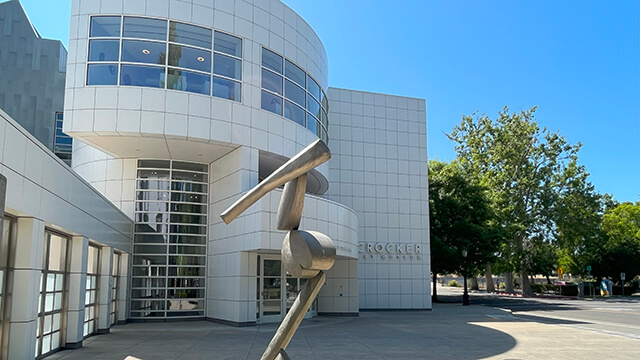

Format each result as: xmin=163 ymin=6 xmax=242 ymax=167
xmin=257 ymin=255 xmax=318 ymax=324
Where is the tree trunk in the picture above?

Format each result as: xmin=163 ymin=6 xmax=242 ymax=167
xmin=470 ymin=276 xmax=479 ymax=290
xmin=432 ymin=272 xmax=438 ymax=303
xmin=546 ymin=274 xmax=552 ymax=284
xmin=521 ymin=270 xmax=532 ymax=296
xmin=505 ymin=271 xmax=514 ymax=293
xmin=485 ymin=264 xmax=495 ymax=292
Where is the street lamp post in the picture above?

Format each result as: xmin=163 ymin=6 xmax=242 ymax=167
xmin=462 ymin=250 xmax=470 ymax=306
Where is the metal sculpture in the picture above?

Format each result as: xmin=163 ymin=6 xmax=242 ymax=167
xmin=220 ymin=140 xmax=335 ymax=360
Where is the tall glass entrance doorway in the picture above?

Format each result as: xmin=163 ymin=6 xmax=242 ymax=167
xmin=256 ymin=255 xmax=317 ymax=324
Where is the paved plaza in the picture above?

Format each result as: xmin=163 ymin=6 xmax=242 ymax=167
xmin=48 ymin=300 xmax=640 ymax=360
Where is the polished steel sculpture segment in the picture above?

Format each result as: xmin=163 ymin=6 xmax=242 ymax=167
xmin=220 ymin=140 xmax=336 ymax=360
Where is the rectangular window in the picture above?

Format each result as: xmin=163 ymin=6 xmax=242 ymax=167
xmin=169 ymin=21 xmax=212 ymax=49
xmin=83 ymin=245 xmax=100 ymax=338
xmin=285 ymin=59 xmax=305 ymax=87
xmin=262 ymin=48 xmax=282 ymax=74
xmin=123 ymin=17 xmax=167 ymax=41
xmin=88 ymin=39 xmax=120 ymax=62
xmin=121 ymin=40 xmax=166 ymax=65
xmin=36 ymin=232 xmax=68 ymax=358
xmin=168 ymin=44 xmax=211 ymax=73
xmin=285 ymin=79 xmax=305 ymax=108
xmin=307 ymin=94 xmax=321 ymax=119
xmin=87 ymin=64 xmax=118 ymax=85
xmin=213 ymin=53 xmax=241 ymax=80
xmin=307 ymin=113 xmax=318 ymax=135
xmin=262 ymin=69 xmax=283 ymax=96
xmin=261 ymin=90 xmax=282 ymax=115
xmin=90 ymin=16 xmax=121 ymax=37
xmin=306 ymin=75 xmax=321 ymax=101
xmin=120 ymin=65 xmax=165 ymax=88
xmin=167 ymin=68 xmax=211 ymax=95
xmin=212 ymin=76 xmax=240 ymax=101
xmin=214 ymin=31 xmax=242 ymax=57
xmin=284 ymin=100 xmax=305 ymax=127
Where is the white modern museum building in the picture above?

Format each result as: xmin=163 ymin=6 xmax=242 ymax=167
xmin=0 ymin=0 xmax=430 ymax=358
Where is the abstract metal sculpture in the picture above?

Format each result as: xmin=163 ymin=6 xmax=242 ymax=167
xmin=220 ymin=140 xmax=335 ymax=360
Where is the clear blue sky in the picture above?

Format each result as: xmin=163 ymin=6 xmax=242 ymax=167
xmin=17 ymin=0 xmax=640 ymax=202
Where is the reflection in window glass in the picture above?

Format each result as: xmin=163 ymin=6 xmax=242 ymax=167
xmin=168 ymin=67 xmax=212 ymax=94
xmin=121 ymin=40 xmax=166 ymax=65
xmin=123 ymin=17 xmax=167 ymax=40
xmin=214 ymin=31 xmax=242 ymax=57
xmin=307 ymin=74 xmax=321 ymax=101
xmin=169 ymin=21 xmax=212 ymax=49
xmin=262 ymin=69 xmax=282 ymax=95
xmin=213 ymin=53 xmax=241 ymax=80
xmin=90 ymin=16 xmax=121 ymax=37
xmin=262 ymin=48 xmax=282 ymax=74
xmin=87 ymin=64 xmax=118 ymax=85
xmin=307 ymin=113 xmax=318 ymax=135
xmin=121 ymin=65 xmax=165 ymax=88
xmin=284 ymin=100 xmax=305 ymax=127
xmin=88 ymin=40 xmax=120 ymax=61
xmin=285 ymin=59 xmax=305 ymax=87
xmin=307 ymin=94 xmax=321 ymax=119
xmin=285 ymin=79 xmax=305 ymax=108
xmin=212 ymin=77 xmax=240 ymax=101
xmin=168 ymin=44 xmax=211 ymax=72
xmin=262 ymin=90 xmax=282 ymax=115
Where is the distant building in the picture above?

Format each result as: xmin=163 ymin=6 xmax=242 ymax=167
xmin=0 ymin=0 xmax=71 ymax=163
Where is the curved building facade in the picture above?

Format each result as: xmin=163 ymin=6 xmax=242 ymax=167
xmin=61 ymin=0 xmax=429 ymax=329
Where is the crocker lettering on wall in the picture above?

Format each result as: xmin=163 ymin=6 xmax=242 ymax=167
xmin=358 ymin=243 xmax=422 ymax=254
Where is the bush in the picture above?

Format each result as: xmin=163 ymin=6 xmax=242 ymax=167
xmin=448 ymin=280 xmax=461 ymax=287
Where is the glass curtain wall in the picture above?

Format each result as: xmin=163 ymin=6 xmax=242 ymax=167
xmin=36 ymin=232 xmax=69 ymax=359
xmin=132 ymin=160 xmax=208 ymax=319
xmin=83 ymin=245 xmax=100 ymax=337
xmin=110 ymin=252 xmax=120 ymax=326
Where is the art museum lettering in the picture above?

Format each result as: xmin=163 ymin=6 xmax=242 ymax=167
xmin=358 ymin=243 xmax=422 ymax=254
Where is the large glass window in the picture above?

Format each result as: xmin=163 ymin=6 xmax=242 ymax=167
xmin=168 ymin=69 xmax=211 ymax=95
xmin=36 ymin=232 xmax=69 ymax=358
xmin=84 ymin=245 xmax=100 ymax=338
xmin=262 ymin=48 xmax=282 ymax=74
xmin=123 ymin=17 xmax=167 ymax=40
xmin=261 ymin=48 xmax=329 ymax=143
xmin=121 ymin=40 xmax=166 ymax=65
xmin=90 ymin=16 xmax=121 ymax=37
xmin=111 ymin=253 xmax=120 ymax=326
xmin=213 ymin=77 xmax=240 ymax=101
xmin=169 ymin=44 xmax=211 ymax=72
xmin=88 ymin=40 xmax=120 ymax=62
xmin=214 ymin=31 xmax=242 ymax=57
xmin=87 ymin=16 xmax=242 ymax=102
xmin=213 ymin=53 xmax=241 ymax=80
xmin=169 ymin=21 xmax=212 ymax=49
xmin=121 ymin=65 xmax=165 ymax=88
xmin=87 ymin=64 xmax=118 ymax=85
xmin=132 ymin=160 xmax=207 ymax=319
xmin=284 ymin=100 xmax=305 ymax=127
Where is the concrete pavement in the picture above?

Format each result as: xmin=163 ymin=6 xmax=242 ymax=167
xmin=48 ymin=300 xmax=640 ymax=360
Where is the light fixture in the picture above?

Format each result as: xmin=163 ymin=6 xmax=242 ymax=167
xmin=197 ymin=56 xmax=205 ymax=62
xmin=142 ymin=49 xmax=150 ymax=55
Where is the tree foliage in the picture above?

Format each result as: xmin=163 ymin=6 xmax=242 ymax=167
xmin=596 ymin=202 xmax=640 ymax=282
xmin=447 ymin=106 xmax=586 ymax=295
xmin=428 ymin=160 xmax=503 ymax=300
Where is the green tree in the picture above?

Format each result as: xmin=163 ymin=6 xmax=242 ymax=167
xmin=447 ymin=106 xmax=584 ymax=296
xmin=598 ymin=202 xmax=640 ymax=282
xmin=428 ymin=160 xmax=502 ymax=302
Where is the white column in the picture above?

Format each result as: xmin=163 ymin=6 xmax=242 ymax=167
xmin=65 ymin=236 xmax=88 ymax=348
xmin=97 ymin=246 xmax=113 ymax=333
xmin=117 ymin=253 xmax=130 ymax=324
xmin=7 ymin=217 xmax=45 ymax=360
